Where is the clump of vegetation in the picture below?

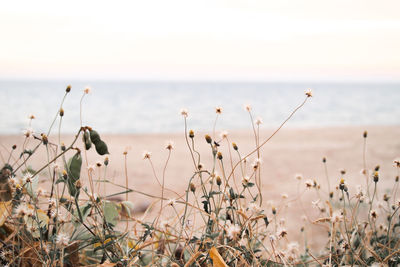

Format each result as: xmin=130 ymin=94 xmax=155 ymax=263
xmin=0 ymin=86 xmax=399 ymax=266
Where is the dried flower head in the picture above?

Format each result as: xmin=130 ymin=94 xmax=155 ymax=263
xmin=295 ymin=174 xmax=303 ymax=180
xmin=370 ymin=210 xmax=378 ymax=220
xmin=244 ymin=104 xmax=251 ymax=112
xmin=165 ymin=141 xmax=174 ymax=150
xmin=84 ymin=87 xmax=91 ymax=94
xmin=189 ymin=129 xmax=194 ymax=138
xmin=305 ymin=179 xmax=313 ymax=188
xmin=220 ymin=130 xmax=228 ymax=139
xmin=56 ymin=232 xmax=70 ymax=247
xmin=226 ymin=223 xmax=241 ymax=240
xmin=305 ymin=88 xmax=313 ymax=97
xmin=142 ymin=151 xmax=152 ymax=160
xmin=393 ymin=159 xmax=400 ymax=168
xmin=180 ymin=108 xmax=188 ymax=117
xmin=215 ymin=106 xmax=223 ymax=114
xmin=255 ymin=117 xmax=263 ymax=125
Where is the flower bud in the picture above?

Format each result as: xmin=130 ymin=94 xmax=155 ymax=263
xmin=232 ymin=142 xmax=238 ymax=151
xmin=189 ymin=130 xmax=194 ymax=138
xmin=66 ymin=85 xmax=71 ymax=93
xmin=205 ymin=134 xmax=212 ymax=144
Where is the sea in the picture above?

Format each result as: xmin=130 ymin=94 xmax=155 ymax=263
xmin=0 ymin=81 xmax=399 ymax=135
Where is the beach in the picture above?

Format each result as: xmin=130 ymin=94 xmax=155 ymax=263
xmin=1 ymin=125 xmax=399 ymax=249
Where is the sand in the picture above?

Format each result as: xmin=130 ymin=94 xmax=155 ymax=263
xmin=1 ymin=125 xmax=399 ymax=249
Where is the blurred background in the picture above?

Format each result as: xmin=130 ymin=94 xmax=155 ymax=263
xmin=0 ymin=0 xmax=399 ymax=134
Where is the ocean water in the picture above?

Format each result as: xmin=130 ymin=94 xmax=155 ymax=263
xmin=0 ymin=81 xmax=399 ymax=135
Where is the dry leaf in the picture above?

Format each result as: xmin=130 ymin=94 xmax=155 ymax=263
xmin=209 ymin=246 xmax=228 ymax=267
xmin=0 ymin=201 xmax=12 ymax=226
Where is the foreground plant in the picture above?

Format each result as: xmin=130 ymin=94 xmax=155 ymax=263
xmin=0 ymin=86 xmax=398 ymax=266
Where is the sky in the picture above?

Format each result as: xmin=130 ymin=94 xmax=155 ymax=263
xmin=0 ymin=0 xmax=399 ymax=82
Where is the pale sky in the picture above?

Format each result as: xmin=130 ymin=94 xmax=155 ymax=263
xmin=0 ymin=0 xmax=400 ymax=82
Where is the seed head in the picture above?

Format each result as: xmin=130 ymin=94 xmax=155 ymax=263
xmin=66 ymin=85 xmax=71 ymax=93
xmin=363 ymin=131 xmax=368 ymax=138
xmin=220 ymin=130 xmax=228 ymax=139
xmin=12 ymin=144 xmax=17 ymax=150
xmin=232 ymin=142 xmax=238 ymax=150
xmin=189 ymin=182 xmax=196 ymax=193
xmin=215 ymin=106 xmax=223 ymax=114
xmin=180 ymin=108 xmax=188 ymax=117
xmin=205 ymin=134 xmax=212 ymax=144
xmin=339 ymin=178 xmax=346 ymax=190
xmin=393 ymin=159 xmax=400 ymax=168
xmin=59 ymin=108 xmax=64 ymax=117
xmin=216 ymin=176 xmax=222 ymax=186
xmin=255 ymin=117 xmax=263 ymax=125
xmin=373 ymin=171 xmax=379 ymax=183
xmin=143 ymin=151 xmax=151 ymax=160
xmin=322 ymin=157 xmax=326 ymax=163
xmin=244 ymin=104 xmax=251 ymax=112
xmin=41 ymin=133 xmax=48 ymax=145
xmin=189 ymin=129 xmax=194 ymax=138
xmin=84 ymin=87 xmax=91 ymax=94
xmin=305 ymin=88 xmax=313 ymax=97
xmin=217 ymin=152 xmax=223 ymax=160
xmin=165 ymin=141 xmax=174 ymax=150
xmin=104 ymin=157 xmax=109 ymax=166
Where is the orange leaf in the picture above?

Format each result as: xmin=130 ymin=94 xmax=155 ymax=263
xmin=209 ymin=246 xmax=228 ymax=267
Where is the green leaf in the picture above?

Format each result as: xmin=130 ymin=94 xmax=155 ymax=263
xmin=67 ymin=152 xmax=82 ymax=197
xmin=103 ymin=201 xmax=119 ymax=227
xmin=89 ymin=130 xmax=101 ymax=143
xmin=67 ymin=152 xmax=82 ymax=182
xmin=94 ymin=140 xmax=109 ymax=155
xmin=73 ymin=202 xmax=92 ymax=227
xmin=83 ymin=131 xmax=92 ymax=150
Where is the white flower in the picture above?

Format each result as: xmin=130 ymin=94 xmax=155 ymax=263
xmin=226 ymin=223 xmax=241 ymax=239
xmin=220 ymin=130 xmax=228 ymax=139
xmin=56 ymin=232 xmax=70 ymax=247
xmin=244 ymin=104 xmax=251 ymax=112
xmin=165 ymin=141 xmax=174 ymax=150
xmin=252 ymin=158 xmax=262 ymax=169
xmin=355 ymin=185 xmax=366 ymax=201
xmin=22 ymin=127 xmax=34 ymax=137
xmin=255 ymin=117 xmax=263 ymax=125
xmin=276 ymin=227 xmax=287 ymax=238
xmin=167 ymin=199 xmax=176 ymax=206
xmin=305 ymin=88 xmax=313 ymax=97
xmin=84 ymin=87 xmax=91 ymax=94
xmin=305 ymin=179 xmax=313 ymax=188
xmin=14 ymin=203 xmax=29 ymax=216
xmin=142 ymin=151 xmax=151 ymax=160
xmin=180 ymin=108 xmax=188 ymax=117
xmin=331 ymin=210 xmax=343 ymax=223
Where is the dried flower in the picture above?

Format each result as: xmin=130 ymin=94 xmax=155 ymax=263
xmin=189 ymin=129 xmax=194 ymax=138
xmin=143 ymin=151 xmax=151 ymax=160
xmin=66 ymin=85 xmax=71 ymax=93
xmin=255 ymin=117 xmax=263 ymax=125
xmin=305 ymin=88 xmax=313 ymax=97
xmin=56 ymin=232 xmax=70 ymax=247
xmin=165 ymin=141 xmax=174 ymax=150
xmin=84 ymin=87 xmax=91 ymax=94
xmin=205 ymin=134 xmax=212 ymax=144
xmin=244 ymin=104 xmax=251 ymax=112
xmin=215 ymin=106 xmax=223 ymax=114
xmin=220 ymin=130 xmax=228 ymax=139
xmin=180 ymin=108 xmax=188 ymax=117
xmin=226 ymin=223 xmax=241 ymax=239
xmin=232 ymin=142 xmax=238 ymax=150
xmin=305 ymin=179 xmax=313 ymax=188
xmin=370 ymin=210 xmax=378 ymax=220
xmin=331 ymin=210 xmax=343 ymax=223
